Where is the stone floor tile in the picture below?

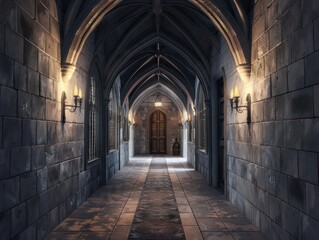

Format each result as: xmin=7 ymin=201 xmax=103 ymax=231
xmin=180 ymin=213 xmax=198 ymax=226
xmin=221 ymin=217 xmax=259 ymax=232
xmin=78 ymin=232 xmax=111 ymax=240
xmin=178 ymin=204 xmax=193 ymax=213
xmin=202 ymin=232 xmax=235 ymax=240
xmin=183 ymin=225 xmax=204 ymax=240
xmin=232 ymin=232 xmax=268 ymax=240
xmin=117 ymin=213 xmax=135 ymax=225
xmin=197 ymin=217 xmax=228 ymax=232
xmin=109 ymin=226 xmax=131 ymax=240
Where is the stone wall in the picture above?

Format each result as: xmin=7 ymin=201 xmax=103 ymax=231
xmin=134 ymin=95 xmax=182 ymax=155
xmin=0 ymin=1 xmax=104 ymax=239
xmin=209 ymin=0 xmax=319 ymax=239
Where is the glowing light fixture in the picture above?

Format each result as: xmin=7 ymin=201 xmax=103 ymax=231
xmin=61 ymin=85 xmax=83 ymax=124
xmin=229 ymin=85 xmax=251 ymax=124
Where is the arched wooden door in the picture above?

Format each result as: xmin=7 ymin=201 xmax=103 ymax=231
xmin=150 ymin=110 xmax=167 ymax=154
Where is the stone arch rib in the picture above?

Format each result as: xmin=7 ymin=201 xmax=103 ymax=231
xmin=61 ymin=0 xmax=251 ymax=82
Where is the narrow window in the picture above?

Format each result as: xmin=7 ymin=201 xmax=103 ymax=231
xmin=88 ymin=76 xmax=97 ymax=160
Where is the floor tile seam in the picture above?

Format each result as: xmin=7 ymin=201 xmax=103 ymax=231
xmin=167 ymin=158 xmax=205 ymax=240
xmin=109 ymin=158 xmax=152 ymax=238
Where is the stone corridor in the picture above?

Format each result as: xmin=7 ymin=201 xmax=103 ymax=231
xmin=45 ymin=158 xmax=266 ymax=240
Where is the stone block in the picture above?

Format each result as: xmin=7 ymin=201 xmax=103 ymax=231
xmin=282 ymin=1 xmax=301 ymax=40
xmin=281 ymin=149 xmax=298 ymax=178
xmin=24 ymin=41 xmax=38 ymax=71
xmin=306 ymin=183 xmax=319 ymax=222
xmin=3 ymin=118 xmax=21 ymax=148
xmin=264 ymin=49 xmax=276 ymax=76
xmin=47 ymin=122 xmax=57 ymax=145
xmin=288 ymin=59 xmax=304 ymax=91
xmin=301 ymin=0 xmax=319 ymax=26
xmin=46 ymin=99 xmax=58 ymax=122
xmin=48 ymin=207 xmax=59 ymax=232
xmin=40 ymin=75 xmax=54 ymax=100
xmin=288 ymin=176 xmax=306 ymax=211
xmin=251 ymin=58 xmax=265 ymax=80
xmin=14 ymin=61 xmax=27 ymax=91
xmin=257 ymin=188 xmax=269 ymax=215
xmin=262 ymin=122 xmax=275 ymax=146
xmin=18 ymin=224 xmax=36 ymax=240
xmin=10 ymin=147 xmax=31 ymax=177
xmin=26 ymin=197 xmax=39 ymax=225
xmin=22 ymin=119 xmax=36 ymax=146
xmin=302 ymin=214 xmax=319 ymax=240
xmin=266 ymin=0 xmax=278 ymax=29
xmin=18 ymin=91 xmax=32 ymax=118
xmin=5 ymin=27 xmax=24 ymax=63
xmin=0 ymin=210 xmax=11 ymax=239
xmin=291 ymin=87 xmax=314 ymax=119
xmin=0 ymin=86 xmax=17 ymax=117
xmin=269 ymin=194 xmax=281 ymax=225
xmin=48 ymin=57 xmax=57 ymax=81
xmin=252 ymin=13 xmax=266 ymax=43
xmin=265 ymin=169 xmax=276 ymax=195
xmin=305 ymin=50 xmax=319 ymax=86
xmin=315 ymin=18 xmax=319 ymax=50
xmin=20 ymin=172 xmax=37 ymax=202
xmin=0 ymin=53 xmax=13 ymax=87
xmin=36 ymin=1 xmax=50 ymax=30
xmin=301 ymin=119 xmax=319 ymax=152
xmin=253 ymin=76 xmax=271 ymax=101
xmin=39 ymin=189 xmax=53 ymax=217
xmin=0 ymin=22 xmax=4 ymax=53
xmin=37 ymin=167 xmax=48 ymax=194
xmin=281 ymin=201 xmax=302 ymax=238
xmin=31 ymin=95 xmax=45 ymax=120
xmin=276 ymin=39 xmax=290 ymax=71
xmin=0 ymin=150 xmax=10 ymax=179
xmin=27 ymin=68 xmax=39 ymax=95
xmin=271 ymin=67 xmax=288 ymax=96
xmin=15 ymin=0 xmax=36 ymax=18
xmin=0 ymin=177 xmax=19 ymax=213
xmin=292 ymin=23 xmax=314 ymax=62
xmin=269 ymin=20 xmax=282 ymax=50
xmin=37 ymin=213 xmax=49 ymax=240
xmin=38 ymin=51 xmax=49 ymax=77
xmin=18 ymin=10 xmax=45 ymax=51
xmin=50 ymin=15 xmax=60 ymax=41
xmin=31 ymin=146 xmax=45 ymax=171
xmin=299 ymin=151 xmax=318 ymax=184
xmin=36 ymin=121 xmax=47 ymax=145
xmin=45 ymin=34 xmax=58 ymax=59
xmin=275 ymin=93 xmax=291 ymax=120
xmin=251 ymin=101 xmax=263 ymax=122
xmin=11 ymin=203 xmax=26 ymax=237
xmin=261 ymin=146 xmax=281 ymax=171
xmin=275 ymin=172 xmax=288 ymax=202
xmin=315 ymin=85 xmax=319 ymax=117
xmin=284 ymin=120 xmax=301 ymax=149
xmin=47 ymin=164 xmax=60 ymax=188
xmin=257 ymin=33 xmax=269 ymax=59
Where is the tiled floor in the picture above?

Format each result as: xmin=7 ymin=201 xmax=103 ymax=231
xmin=45 ymin=157 xmax=267 ymax=240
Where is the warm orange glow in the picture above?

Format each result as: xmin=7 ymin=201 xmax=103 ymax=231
xmin=79 ymin=89 xmax=82 ymax=98
xmin=234 ymin=85 xmax=240 ymax=97
xmin=230 ymin=89 xmax=234 ymax=99
xmin=74 ymin=85 xmax=79 ymax=96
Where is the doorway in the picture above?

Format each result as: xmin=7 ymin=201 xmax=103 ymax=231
xmin=150 ymin=110 xmax=167 ymax=154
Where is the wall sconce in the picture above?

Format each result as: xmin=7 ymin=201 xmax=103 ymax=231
xmin=178 ymin=120 xmax=183 ymax=128
xmin=184 ymin=114 xmax=192 ymax=125
xmin=61 ymin=86 xmax=83 ymax=124
xmin=129 ymin=120 xmax=136 ymax=126
xmin=229 ymin=85 xmax=251 ymax=124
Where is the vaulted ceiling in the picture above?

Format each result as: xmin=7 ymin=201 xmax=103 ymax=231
xmin=61 ymin=0 xmax=251 ymax=106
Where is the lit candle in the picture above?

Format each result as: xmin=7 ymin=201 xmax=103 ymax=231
xmin=230 ymin=89 xmax=234 ymax=99
xmin=74 ymin=85 xmax=78 ymax=96
xmin=234 ymin=85 xmax=239 ymax=97
xmin=79 ymin=89 xmax=82 ymax=98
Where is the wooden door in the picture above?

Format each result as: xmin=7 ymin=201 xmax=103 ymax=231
xmin=150 ymin=110 xmax=167 ymax=154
